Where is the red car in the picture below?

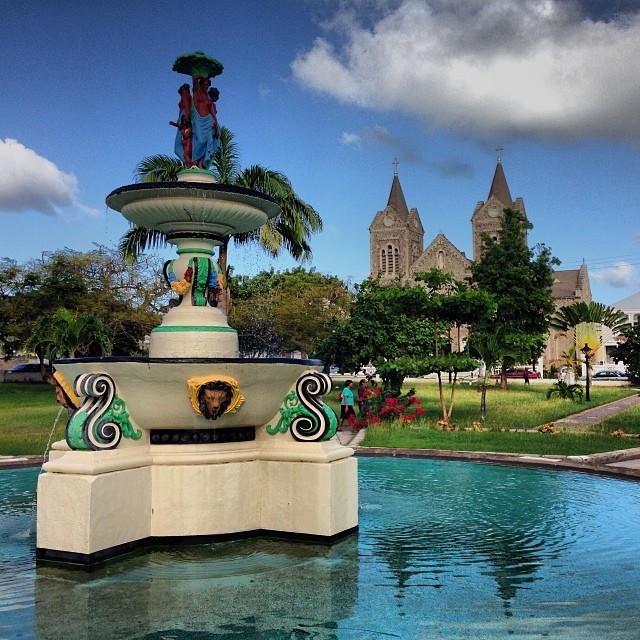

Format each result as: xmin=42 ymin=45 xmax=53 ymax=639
xmin=490 ymin=367 xmax=541 ymax=379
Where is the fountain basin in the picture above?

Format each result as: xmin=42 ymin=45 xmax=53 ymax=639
xmin=106 ymin=179 xmax=281 ymax=242
xmin=53 ymin=356 xmax=323 ymax=430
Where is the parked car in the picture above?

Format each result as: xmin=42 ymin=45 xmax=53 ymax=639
xmin=592 ymin=370 xmax=628 ymax=380
xmin=3 ymin=362 xmax=50 ymax=383
xmin=490 ymin=367 xmax=541 ymax=379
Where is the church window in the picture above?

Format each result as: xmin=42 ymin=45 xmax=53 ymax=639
xmin=381 ymin=243 xmax=399 ymax=274
xmin=437 ymin=250 xmax=445 ymax=270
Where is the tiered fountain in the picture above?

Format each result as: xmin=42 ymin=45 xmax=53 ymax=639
xmin=36 ymin=52 xmax=358 ymax=565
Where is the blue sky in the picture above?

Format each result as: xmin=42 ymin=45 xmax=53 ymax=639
xmin=1 ymin=0 xmax=639 ymax=305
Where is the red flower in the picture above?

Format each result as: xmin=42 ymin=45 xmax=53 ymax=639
xmin=386 ymin=397 xmax=398 ymax=407
xmin=380 ymin=407 xmax=389 ymax=414
xmin=415 ymin=407 xmax=425 ymax=415
xmin=408 ymin=396 xmax=421 ymax=405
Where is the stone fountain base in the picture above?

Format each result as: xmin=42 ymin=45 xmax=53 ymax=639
xmin=37 ymin=359 xmax=358 ymax=564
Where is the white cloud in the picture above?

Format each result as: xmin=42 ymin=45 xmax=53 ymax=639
xmin=0 ymin=139 xmax=99 ymax=217
xmin=340 ymin=131 xmax=361 ymax=145
xmin=591 ymin=261 xmax=638 ymax=288
xmin=292 ymin=0 xmax=640 ymax=141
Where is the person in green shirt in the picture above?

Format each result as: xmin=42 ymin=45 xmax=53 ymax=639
xmin=338 ymin=380 xmax=355 ymax=431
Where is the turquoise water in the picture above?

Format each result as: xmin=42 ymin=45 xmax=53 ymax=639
xmin=2 ymin=458 xmax=640 ymax=639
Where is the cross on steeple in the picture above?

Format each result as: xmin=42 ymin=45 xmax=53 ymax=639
xmin=392 ymin=157 xmax=399 ymax=176
xmin=496 ymin=146 xmax=503 ymax=164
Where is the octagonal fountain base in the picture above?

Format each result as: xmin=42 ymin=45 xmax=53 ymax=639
xmin=36 ymin=358 xmax=358 ymax=565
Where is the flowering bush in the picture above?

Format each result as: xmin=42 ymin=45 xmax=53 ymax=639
xmin=350 ymin=386 xmax=425 ymax=431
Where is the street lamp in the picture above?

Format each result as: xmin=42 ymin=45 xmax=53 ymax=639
xmin=581 ymin=343 xmax=592 ymax=402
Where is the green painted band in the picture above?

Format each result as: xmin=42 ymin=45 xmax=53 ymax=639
xmin=176 ymin=248 xmax=215 ymax=256
xmin=151 ymin=326 xmax=237 ymax=333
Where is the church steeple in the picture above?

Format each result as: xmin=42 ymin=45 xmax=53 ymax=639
xmin=386 ymin=164 xmax=410 ymax=219
xmin=487 ymin=150 xmax=513 ymax=208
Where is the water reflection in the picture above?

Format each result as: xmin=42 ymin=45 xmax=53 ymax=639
xmin=2 ymin=458 xmax=640 ymax=639
xmin=364 ymin=459 xmax=574 ymax=614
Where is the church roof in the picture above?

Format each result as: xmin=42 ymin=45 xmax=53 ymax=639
xmin=386 ymin=175 xmax=410 ymax=219
xmin=488 ymin=161 xmax=513 ymax=208
xmin=552 ymin=265 xmax=590 ymax=301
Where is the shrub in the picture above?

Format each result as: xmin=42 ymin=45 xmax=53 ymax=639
xmin=546 ymin=381 xmax=583 ymax=402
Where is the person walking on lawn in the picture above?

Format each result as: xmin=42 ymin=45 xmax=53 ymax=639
xmin=338 ymin=380 xmax=356 ymax=431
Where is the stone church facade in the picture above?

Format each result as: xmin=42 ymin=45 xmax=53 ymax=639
xmin=369 ymin=159 xmax=592 ymax=370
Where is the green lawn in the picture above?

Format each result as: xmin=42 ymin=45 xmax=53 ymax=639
xmin=360 ymin=422 xmax=640 ymax=456
xmin=0 ymin=384 xmax=67 ymax=455
xmin=1 ymin=379 xmax=639 ymax=457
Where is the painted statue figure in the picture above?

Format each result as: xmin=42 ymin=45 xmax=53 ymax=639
xmin=171 ymin=83 xmax=193 ymax=167
xmin=171 ymin=51 xmax=223 ymax=170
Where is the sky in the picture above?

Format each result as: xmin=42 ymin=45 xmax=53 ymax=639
xmin=1 ymin=0 xmax=640 ymax=306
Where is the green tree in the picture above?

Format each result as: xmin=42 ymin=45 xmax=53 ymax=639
xmin=24 ymin=307 xmax=112 ymax=371
xmin=611 ymin=323 xmax=640 ymax=385
xmin=118 ymin=127 xmax=323 ymax=301
xmin=228 ymin=268 xmax=351 ymax=357
xmin=468 ymin=208 xmax=558 ymax=389
xmin=318 ymin=277 xmax=492 ymax=422
xmin=0 ymin=248 xmax=166 ymax=362
xmin=466 ymin=328 xmax=515 ymax=421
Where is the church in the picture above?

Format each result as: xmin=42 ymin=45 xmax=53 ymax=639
xmin=369 ymin=156 xmax=593 ymax=371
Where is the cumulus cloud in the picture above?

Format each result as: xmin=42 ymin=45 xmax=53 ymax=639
xmin=591 ymin=261 xmax=638 ymax=288
xmin=292 ymin=0 xmax=640 ymax=141
xmin=0 ymin=139 xmax=99 ymax=217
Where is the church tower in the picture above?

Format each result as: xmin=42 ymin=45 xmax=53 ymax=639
xmin=471 ymin=150 xmax=526 ymax=261
xmin=369 ymin=162 xmax=424 ymax=281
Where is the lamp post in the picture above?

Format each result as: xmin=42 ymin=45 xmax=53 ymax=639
xmin=581 ymin=343 xmax=591 ymax=402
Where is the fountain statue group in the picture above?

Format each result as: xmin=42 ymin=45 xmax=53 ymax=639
xmin=170 ymin=52 xmax=221 ymax=169
xmin=37 ymin=52 xmax=358 ymax=565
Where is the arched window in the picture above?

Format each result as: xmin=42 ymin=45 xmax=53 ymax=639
xmin=437 ymin=250 xmax=445 ymax=270
xmin=393 ymin=247 xmax=400 ymax=272
xmin=380 ymin=248 xmax=387 ymax=273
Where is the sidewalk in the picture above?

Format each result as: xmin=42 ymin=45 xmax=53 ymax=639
xmin=553 ymin=393 xmax=640 ymax=430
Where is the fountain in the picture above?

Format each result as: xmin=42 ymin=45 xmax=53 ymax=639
xmin=35 ymin=52 xmax=358 ymax=565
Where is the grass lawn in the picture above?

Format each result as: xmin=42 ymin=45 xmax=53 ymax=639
xmin=1 ymin=379 xmax=638 ymax=457
xmin=592 ymin=402 xmax=640 ymax=435
xmin=0 ymin=383 xmax=66 ymax=456
xmin=329 ymin=380 xmax=640 ymax=456
xmin=360 ymin=423 xmax=640 ymax=456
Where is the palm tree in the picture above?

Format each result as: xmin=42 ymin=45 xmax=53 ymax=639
xmin=118 ymin=127 xmax=323 ymax=282
xmin=467 ymin=329 xmax=515 ymax=421
xmin=549 ymin=301 xmax=630 ymax=392
xmin=24 ymin=308 xmax=112 ymax=382
xmin=549 ymin=301 xmax=630 ymax=335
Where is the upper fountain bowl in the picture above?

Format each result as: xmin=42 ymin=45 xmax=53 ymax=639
xmin=106 ymin=170 xmax=281 ymax=244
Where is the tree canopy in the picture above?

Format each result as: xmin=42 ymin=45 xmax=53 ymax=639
xmin=0 ymin=247 xmax=167 ymax=363
xmin=228 ymin=267 xmax=351 ymax=358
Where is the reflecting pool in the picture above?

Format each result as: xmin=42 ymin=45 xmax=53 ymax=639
xmin=2 ymin=457 xmax=640 ymax=639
